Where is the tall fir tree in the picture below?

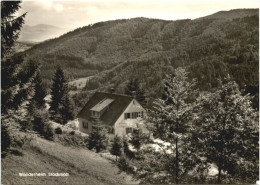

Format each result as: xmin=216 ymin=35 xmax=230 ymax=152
xmin=1 ymin=1 xmax=26 ymax=58
xmin=125 ymin=78 xmax=146 ymax=106
xmin=33 ymin=71 xmax=47 ymax=109
xmin=1 ymin=1 xmax=38 ymax=114
xmin=27 ymin=71 xmax=47 ymax=128
xmin=60 ymin=94 xmax=75 ymax=124
xmin=110 ymin=136 xmax=122 ymax=161
xmin=150 ymin=67 xmax=198 ymax=184
xmin=192 ymin=79 xmax=259 ymax=184
xmin=49 ymin=66 xmax=74 ymax=124
xmin=1 ymin=1 xmax=38 ymax=154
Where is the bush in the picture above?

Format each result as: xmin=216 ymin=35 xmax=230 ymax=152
xmin=123 ymin=138 xmax=135 ymax=159
xmin=20 ymin=119 xmax=33 ymax=131
xmin=10 ymin=148 xmax=23 ymax=156
xmin=110 ymin=136 xmax=122 ymax=161
xmin=43 ymin=123 xmax=54 ymax=141
xmin=56 ymin=134 xmax=88 ymax=147
xmin=33 ymin=110 xmax=49 ymax=134
xmin=11 ymin=134 xmax=32 ymax=148
xmin=1 ymin=123 xmax=12 ymax=154
xmin=70 ymin=131 xmax=75 ymax=135
xmin=32 ymin=110 xmax=54 ymax=140
xmin=117 ymin=155 xmax=135 ymax=174
xmin=129 ymin=129 xmax=142 ymax=150
xmin=55 ymin=127 xmax=63 ymax=134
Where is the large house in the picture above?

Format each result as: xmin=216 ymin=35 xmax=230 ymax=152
xmin=76 ymin=92 xmax=146 ymax=137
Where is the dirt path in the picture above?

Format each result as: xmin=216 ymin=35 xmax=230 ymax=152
xmin=2 ymin=137 xmax=139 ymax=185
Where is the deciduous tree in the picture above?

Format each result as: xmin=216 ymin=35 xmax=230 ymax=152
xmin=192 ymin=79 xmax=259 ymax=184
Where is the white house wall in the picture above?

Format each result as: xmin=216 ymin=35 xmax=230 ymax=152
xmin=114 ymin=99 xmax=146 ymax=137
xmin=78 ymin=118 xmax=92 ymax=133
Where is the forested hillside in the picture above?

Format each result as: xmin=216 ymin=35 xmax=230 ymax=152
xmin=25 ymin=9 xmax=259 ymax=110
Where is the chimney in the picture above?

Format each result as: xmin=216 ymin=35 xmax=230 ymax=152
xmin=131 ymin=91 xmax=136 ymax=99
xmin=110 ymin=88 xmax=115 ymax=94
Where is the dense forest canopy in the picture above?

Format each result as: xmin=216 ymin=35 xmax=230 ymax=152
xmin=24 ymin=9 xmax=259 ymax=110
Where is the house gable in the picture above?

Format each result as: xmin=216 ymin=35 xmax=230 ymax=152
xmin=114 ymin=99 xmax=146 ymax=137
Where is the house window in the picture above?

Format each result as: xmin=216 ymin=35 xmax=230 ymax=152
xmin=137 ymin=111 xmax=144 ymax=118
xmin=132 ymin=112 xmax=137 ymax=119
xmin=110 ymin=128 xmax=115 ymax=134
xmin=124 ymin=113 xmax=131 ymax=119
xmin=92 ymin=111 xmax=100 ymax=118
xmin=83 ymin=122 xmax=88 ymax=129
xmin=126 ymin=127 xmax=132 ymax=134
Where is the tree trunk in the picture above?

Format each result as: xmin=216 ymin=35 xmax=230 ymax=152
xmin=217 ymin=165 xmax=222 ymax=184
xmin=176 ymin=102 xmax=179 ymax=184
xmin=176 ymin=137 xmax=179 ymax=184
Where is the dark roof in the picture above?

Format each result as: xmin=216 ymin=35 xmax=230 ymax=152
xmin=77 ymin=92 xmax=133 ymax=126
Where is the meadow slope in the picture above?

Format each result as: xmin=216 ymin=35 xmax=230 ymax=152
xmin=2 ymin=136 xmax=138 ymax=185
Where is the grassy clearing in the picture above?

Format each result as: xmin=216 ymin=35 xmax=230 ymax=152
xmin=2 ymin=135 xmax=138 ymax=185
xmin=69 ymin=76 xmax=93 ymax=89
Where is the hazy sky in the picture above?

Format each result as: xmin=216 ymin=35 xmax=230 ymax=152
xmin=17 ymin=0 xmax=259 ymax=29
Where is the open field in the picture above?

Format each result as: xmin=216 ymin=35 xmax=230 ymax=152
xmin=2 ymin=135 xmax=138 ymax=185
xmin=69 ymin=76 xmax=93 ymax=89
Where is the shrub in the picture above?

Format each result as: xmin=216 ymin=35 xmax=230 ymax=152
xmin=70 ymin=131 xmax=75 ymax=135
xmin=33 ymin=109 xmax=49 ymax=134
xmin=20 ymin=119 xmax=33 ymax=131
xmin=110 ymin=136 xmax=122 ymax=161
xmin=43 ymin=123 xmax=54 ymax=141
xmin=117 ymin=155 xmax=135 ymax=174
xmin=32 ymin=110 xmax=54 ymax=140
xmin=55 ymin=127 xmax=63 ymax=134
xmin=10 ymin=148 xmax=23 ymax=156
xmin=11 ymin=133 xmax=32 ymax=148
xmin=1 ymin=123 xmax=12 ymax=154
xmin=56 ymin=134 xmax=88 ymax=147
xmin=123 ymin=138 xmax=135 ymax=159
xmin=129 ymin=129 xmax=142 ymax=150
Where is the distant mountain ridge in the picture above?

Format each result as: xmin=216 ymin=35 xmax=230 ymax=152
xmin=24 ymin=9 xmax=259 ymax=109
xmin=197 ymin=8 xmax=258 ymax=20
xmin=18 ymin=24 xmax=72 ymax=42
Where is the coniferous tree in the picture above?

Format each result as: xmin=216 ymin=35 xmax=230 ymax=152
xmin=125 ymin=78 xmax=146 ymax=106
xmin=33 ymin=72 xmax=46 ymax=109
xmin=192 ymin=79 xmax=259 ymax=184
xmin=49 ymin=66 xmax=74 ymax=124
xmin=1 ymin=2 xmax=38 ymax=154
xmin=1 ymin=1 xmax=26 ymax=58
xmin=1 ymin=1 xmax=38 ymax=114
xmin=110 ymin=136 xmax=122 ymax=161
xmin=25 ymin=71 xmax=47 ymax=130
xmin=150 ymin=67 xmax=198 ymax=184
xmin=88 ymin=127 xmax=108 ymax=153
xmin=129 ymin=129 xmax=142 ymax=151
xmin=60 ymin=94 xmax=75 ymax=124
